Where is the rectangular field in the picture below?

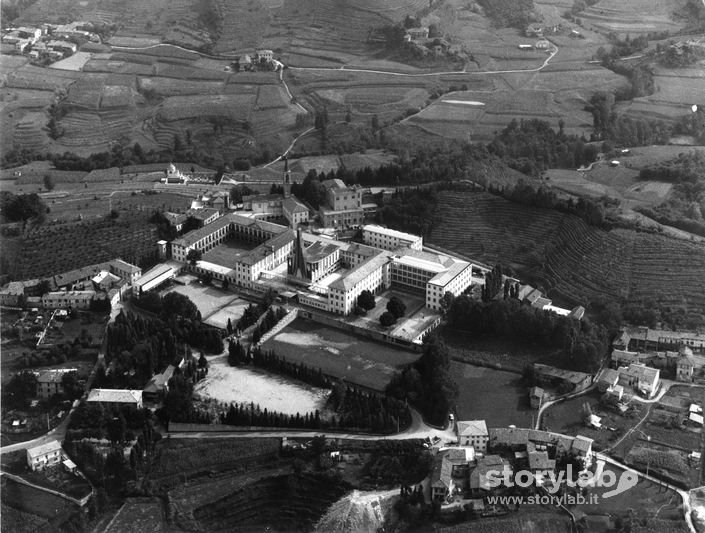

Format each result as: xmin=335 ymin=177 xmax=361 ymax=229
xmin=452 ymin=362 xmax=534 ymax=429
xmin=261 ymin=318 xmax=420 ymax=391
xmin=161 ymin=284 xmax=246 ymax=322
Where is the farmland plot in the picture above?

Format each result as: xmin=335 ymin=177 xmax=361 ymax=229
xmin=137 ymin=77 xmax=224 ymax=96
xmin=157 ymin=94 xmax=255 ymax=121
xmin=578 ymin=0 xmax=690 ymax=35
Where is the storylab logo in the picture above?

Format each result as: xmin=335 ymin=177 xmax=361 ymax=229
xmin=482 ymin=462 xmax=639 ymax=499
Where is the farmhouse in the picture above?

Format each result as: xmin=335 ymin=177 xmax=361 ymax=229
xmin=165 ymin=212 xmax=189 ymax=232
xmin=143 ymin=365 xmax=176 ymax=401
xmin=406 ymin=27 xmax=429 ymax=40
xmin=677 ymin=347 xmax=696 ymax=382
xmin=456 ymin=420 xmax=488 ymax=452
xmin=596 ymin=368 xmax=620 ymax=392
xmin=256 ymin=49 xmax=274 ymax=62
xmin=362 ymin=224 xmax=423 ymax=251
xmin=617 ymin=363 xmax=660 ymax=397
xmin=529 ymin=386 xmax=546 ymax=408
xmin=533 ymin=363 xmax=592 ymax=393
xmin=26 ymin=440 xmax=64 ymax=471
xmin=489 ymin=428 xmax=593 ymax=466
xmin=0 ymin=281 xmax=28 ymax=306
xmin=431 ymin=447 xmax=476 ymax=502
xmin=36 ymin=368 xmax=76 ymax=399
xmin=87 ymin=388 xmax=143 ymax=408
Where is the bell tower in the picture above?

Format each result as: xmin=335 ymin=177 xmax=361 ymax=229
xmin=283 ymin=155 xmax=291 ymax=198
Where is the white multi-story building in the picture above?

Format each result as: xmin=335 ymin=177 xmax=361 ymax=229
xmin=319 ymin=179 xmax=364 ymax=228
xmin=389 ymin=249 xmax=474 ymax=311
xmin=27 ymin=440 xmax=63 ymax=471
xmin=362 ymin=224 xmax=423 ymax=251
xmin=283 ymin=196 xmax=309 ymax=228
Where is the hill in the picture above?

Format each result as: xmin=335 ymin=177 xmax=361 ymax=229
xmin=430 ymin=189 xmax=705 ymax=318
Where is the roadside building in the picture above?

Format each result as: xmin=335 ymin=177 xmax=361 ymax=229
xmin=26 ymin=440 xmax=63 ymax=471
xmin=617 ymin=363 xmax=660 ymax=397
xmin=677 ymin=346 xmax=696 ymax=382
xmin=87 ymin=388 xmax=143 ymax=408
xmin=456 ymin=420 xmax=489 ymax=452
xmin=36 ymin=369 xmax=75 ymax=399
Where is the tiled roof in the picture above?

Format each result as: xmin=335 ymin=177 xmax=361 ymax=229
xmin=27 ymin=440 xmax=62 ymax=459
xmin=304 ymin=241 xmax=339 ymax=263
xmin=457 ymin=419 xmax=488 ymax=437
xmin=328 ymin=251 xmax=391 ymax=291
xmin=429 ymin=261 xmax=470 ymax=287
xmin=87 ymin=388 xmax=142 ymax=404
xmin=172 ymin=216 xmax=233 ymax=248
xmin=283 ymin=196 xmax=308 ymax=214
xmin=110 ymin=259 xmax=141 ymax=274
xmin=239 ymin=230 xmax=295 ymax=266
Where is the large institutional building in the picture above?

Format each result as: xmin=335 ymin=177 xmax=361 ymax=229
xmin=169 ymin=206 xmax=483 ymax=316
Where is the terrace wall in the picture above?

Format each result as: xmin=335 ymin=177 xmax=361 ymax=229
xmin=296 ymin=309 xmax=423 ymax=353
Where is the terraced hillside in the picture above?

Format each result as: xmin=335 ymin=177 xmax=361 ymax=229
xmin=430 ymin=190 xmax=705 ymax=315
xmin=190 ymin=472 xmax=349 ymax=531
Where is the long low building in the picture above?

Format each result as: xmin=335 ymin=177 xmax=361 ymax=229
xmin=362 ymin=224 xmax=423 ymax=251
xmin=133 ymin=262 xmax=181 ymax=295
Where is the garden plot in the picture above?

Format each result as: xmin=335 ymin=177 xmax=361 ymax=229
xmin=452 ymin=362 xmax=534 ymax=429
xmin=49 ymin=52 xmax=92 ymax=71
xmin=262 ymin=319 xmax=420 ymax=391
xmin=194 ymin=353 xmax=329 ymax=416
xmin=157 ymin=94 xmax=255 ymax=121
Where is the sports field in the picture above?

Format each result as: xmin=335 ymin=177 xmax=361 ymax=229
xmin=194 ymin=352 xmax=329 ymax=416
xmin=261 ymin=318 xmax=420 ymax=391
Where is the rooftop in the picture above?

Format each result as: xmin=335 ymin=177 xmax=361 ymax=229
xmin=429 ymin=261 xmax=471 ymax=287
xmin=134 ymin=263 xmax=177 ymax=287
xmin=239 ymin=230 xmax=296 ymax=266
xmin=172 ymin=215 xmax=233 ymax=248
xmin=457 ymin=419 xmax=488 ymax=437
xmin=329 ymin=251 xmax=391 ymax=291
xmin=87 ymin=388 xmax=142 ymax=404
xmin=533 ymin=363 xmax=591 ymax=385
xmin=322 ymin=178 xmax=347 ymax=190
xmin=27 ymin=440 xmax=62 ymax=459
xmin=283 ymin=196 xmax=308 ymax=214
xmin=620 ymin=363 xmax=659 ymax=383
xmin=362 ymin=224 xmax=420 ymax=242
xmin=110 ymin=259 xmax=141 ymax=274
xmin=37 ymin=369 xmax=76 ymax=383
xmin=304 ymin=241 xmax=339 ymax=263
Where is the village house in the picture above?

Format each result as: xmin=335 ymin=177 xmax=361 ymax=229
xmin=617 ymin=363 xmax=660 ymax=397
xmin=26 ymin=440 xmax=63 ymax=471
xmin=87 ymin=388 xmax=143 ymax=409
xmin=282 ymin=196 xmax=309 ymax=228
xmin=596 ymin=368 xmax=620 ymax=392
xmin=35 ymin=368 xmax=76 ymax=399
xmin=406 ymin=27 xmax=429 ymax=41
xmin=456 ymin=420 xmax=488 ymax=452
xmin=677 ymin=346 xmax=696 ymax=382
xmin=143 ymin=365 xmax=176 ymax=402
xmin=533 ymin=363 xmax=592 ymax=394
xmin=469 ymin=455 xmax=510 ymax=497
xmin=529 ymin=386 xmax=546 ymax=408
xmin=431 ymin=447 xmax=475 ymax=502
xmin=164 ymin=212 xmax=189 ymax=232
xmin=319 ymin=179 xmax=364 ymax=228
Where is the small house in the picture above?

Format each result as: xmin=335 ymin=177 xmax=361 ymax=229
xmin=27 ymin=440 xmax=63 ymax=471
xmin=677 ymin=347 xmax=696 ymax=382
xmin=596 ymin=368 xmax=619 ymax=392
xmin=535 ymin=39 xmax=550 ymax=50
xmin=529 ymin=386 xmax=545 ymax=408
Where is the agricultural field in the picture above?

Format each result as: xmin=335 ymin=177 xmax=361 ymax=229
xmin=261 ymin=318 xmax=421 ymax=391
xmin=161 ymin=283 xmax=248 ymax=323
xmin=194 ymin=352 xmax=330 ymax=415
xmin=103 ymin=499 xmax=166 ymax=533
xmin=452 ymin=362 xmax=535 ymax=429
xmin=429 ymin=189 xmax=705 ymax=314
xmin=4 ymin=213 xmax=159 ymax=280
xmin=616 ymin=65 xmax=705 ymax=124
xmin=577 ymin=0 xmax=692 ymax=36
xmin=149 ymin=437 xmax=281 ymax=480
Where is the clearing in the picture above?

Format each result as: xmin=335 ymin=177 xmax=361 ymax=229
xmin=194 ymin=352 xmax=329 ymax=416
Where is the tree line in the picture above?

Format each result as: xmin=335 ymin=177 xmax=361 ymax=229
xmin=446 ymin=296 xmax=607 ymax=372
xmin=387 ymin=335 xmax=458 ymax=427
